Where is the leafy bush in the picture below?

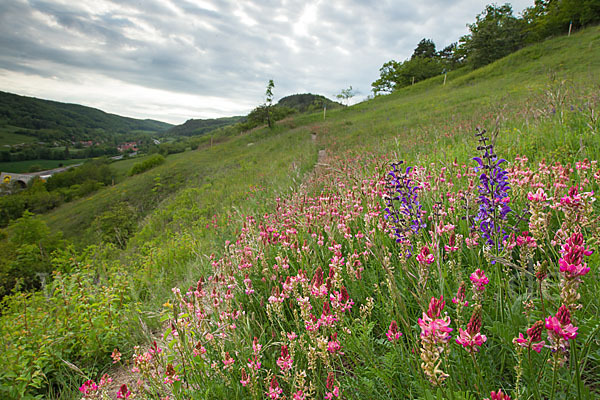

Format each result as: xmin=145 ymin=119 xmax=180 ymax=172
xmin=128 ymin=154 xmax=165 ymax=176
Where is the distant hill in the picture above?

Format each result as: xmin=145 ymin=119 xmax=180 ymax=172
xmin=165 ymin=116 xmax=245 ymax=137
xmin=0 ymin=91 xmax=172 ymax=144
xmin=277 ymin=93 xmax=343 ymax=113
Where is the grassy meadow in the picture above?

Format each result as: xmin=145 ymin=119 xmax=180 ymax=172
xmin=1 ymin=27 xmax=599 ymax=399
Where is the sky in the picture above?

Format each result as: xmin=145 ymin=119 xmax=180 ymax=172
xmin=0 ymin=0 xmax=534 ymax=125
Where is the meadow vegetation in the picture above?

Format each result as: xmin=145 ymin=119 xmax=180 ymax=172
xmin=0 ymin=23 xmax=599 ymax=400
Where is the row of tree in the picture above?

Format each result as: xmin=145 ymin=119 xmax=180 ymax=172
xmin=372 ymin=1 xmax=600 ymax=94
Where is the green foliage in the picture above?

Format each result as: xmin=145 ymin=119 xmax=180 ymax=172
xmin=90 ymin=202 xmax=137 ymax=249
xmin=165 ymin=116 xmax=245 ymax=137
xmin=128 ymin=154 xmax=165 ymax=176
xmin=0 ymin=211 xmax=64 ymax=297
xmin=277 ymin=93 xmax=343 ymax=113
xmin=0 ymin=253 xmax=136 ymax=398
xmin=460 ymin=3 xmax=525 ymax=68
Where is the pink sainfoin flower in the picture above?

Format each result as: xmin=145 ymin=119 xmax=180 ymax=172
xmin=325 ymin=371 xmax=340 ymax=399
xmin=117 ymin=384 xmax=131 ymax=399
xmin=386 ymin=320 xmax=402 ymax=342
xmin=310 ymin=267 xmax=327 ymax=297
xmin=327 ymin=332 xmax=342 ymax=354
xmin=240 ymin=368 xmax=249 ymax=387
xmin=330 ymin=286 xmax=354 ymax=313
xmin=484 ymin=389 xmax=511 ymax=400
xmin=545 ymin=305 xmax=578 ymax=366
xmin=470 ymin=269 xmax=489 ymax=292
xmin=559 ymin=232 xmax=593 ymax=279
xmin=276 ymin=345 xmax=293 ymax=371
xmin=111 ymin=348 xmax=121 ymax=363
xmin=222 ymin=352 xmax=235 ymax=369
xmin=427 ymin=295 xmax=445 ymax=318
xmin=452 ymin=282 xmax=468 ymax=307
xmin=418 ymin=296 xmax=453 ymax=385
xmin=545 ymin=305 xmax=578 ymax=341
xmin=559 ymin=232 xmax=593 ymax=309
xmin=513 ymin=320 xmax=545 ymax=353
xmin=456 ymin=307 xmax=487 ymax=353
xmin=292 ymin=390 xmax=306 ymax=400
xmin=266 ymin=377 xmax=283 ymax=399
xmin=79 ymin=380 xmax=98 ymax=396
xmin=416 ymin=245 xmax=435 ymax=264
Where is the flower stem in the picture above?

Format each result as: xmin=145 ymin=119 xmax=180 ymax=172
xmin=550 ymin=354 xmax=558 ymax=400
xmin=571 ymin=339 xmax=582 ymax=400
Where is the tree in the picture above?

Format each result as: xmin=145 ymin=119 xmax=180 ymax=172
xmin=412 ymin=38 xmax=437 ymax=59
xmin=265 ymin=79 xmax=275 ymax=128
xmin=336 ymin=86 xmax=356 ymax=106
xmin=459 ymin=3 xmax=525 ymax=68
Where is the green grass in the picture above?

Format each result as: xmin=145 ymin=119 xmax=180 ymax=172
xmin=0 ymin=125 xmax=37 ymax=145
xmin=0 ymin=158 xmax=83 ymax=173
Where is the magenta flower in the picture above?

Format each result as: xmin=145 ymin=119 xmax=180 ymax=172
xmin=484 ymin=389 xmax=511 ymax=400
xmin=79 ymin=380 xmax=98 ymax=396
xmin=266 ymin=377 xmax=283 ymax=399
xmin=456 ymin=308 xmax=487 ymax=353
xmin=470 ymin=269 xmax=489 ymax=292
xmin=513 ymin=320 xmax=545 ymax=353
xmin=240 ymin=368 xmax=249 ymax=387
xmin=386 ymin=320 xmax=402 ymax=342
xmin=416 ymin=245 xmax=435 ymax=264
xmin=276 ymin=345 xmax=293 ymax=371
xmin=327 ymin=332 xmax=342 ymax=354
xmin=545 ymin=315 xmax=578 ymax=341
xmin=456 ymin=328 xmax=487 ymax=351
xmin=559 ymin=232 xmax=593 ymax=279
xmin=116 ymin=384 xmax=131 ymax=399
xmin=452 ymin=282 xmax=468 ymax=307
xmin=427 ymin=295 xmax=445 ymax=318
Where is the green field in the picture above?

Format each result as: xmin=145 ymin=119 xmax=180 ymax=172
xmin=0 ymin=158 xmax=83 ymax=173
xmin=0 ymin=126 xmax=37 ymax=145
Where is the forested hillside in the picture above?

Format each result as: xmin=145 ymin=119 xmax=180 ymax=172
xmin=0 ymin=91 xmax=172 ymax=143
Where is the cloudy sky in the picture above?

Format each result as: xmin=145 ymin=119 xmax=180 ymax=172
xmin=0 ymin=0 xmax=533 ymax=125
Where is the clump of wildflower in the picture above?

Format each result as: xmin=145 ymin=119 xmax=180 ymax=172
xmin=386 ymin=320 xmax=402 ymax=342
xmin=116 ymin=384 xmax=132 ymax=399
xmin=452 ymin=282 xmax=468 ymax=308
xmin=527 ymin=188 xmax=550 ymax=242
xmin=472 ymin=128 xmax=512 ymax=251
xmin=383 ymin=161 xmax=425 ymax=248
xmin=558 ymin=231 xmax=593 ymax=310
xmin=456 ymin=306 xmax=487 ymax=353
xmin=266 ymin=377 xmax=283 ymax=399
xmin=240 ymin=368 xmax=250 ymax=387
xmin=513 ymin=320 xmax=545 ymax=353
xmin=545 ymin=305 xmax=578 ymax=366
xmin=164 ymin=363 xmax=180 ymax=385
xmin=418 ymin=296 xmax=453 ymax=385
xmin=277 ymin=345 xmax=293 ymax=371
xmin=79 ymin=380 xmax=98 ymax=397
xmin=484 ymin=389 xmax=511 ymax=400
xmin=325 ymin=371 xmax=340 ymax=399
xmin=470 ymin=268 xmax=489 ymax=293
xmin=327 ymin=332 xmax=342 ymax=354
xmin=111 ymin=348 xmax=122 ymax=364
xmin=416 ymin=245 xmax=435 ymax=264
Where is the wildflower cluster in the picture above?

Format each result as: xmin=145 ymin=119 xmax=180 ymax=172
xmin=473 ymin=128 xmax=512 ymax=250
xmin=384 ymin=161 xmax=425 ymax=248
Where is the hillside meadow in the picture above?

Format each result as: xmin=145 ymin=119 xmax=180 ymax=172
xmin=1 ymin=27 xmax=599 ymax=399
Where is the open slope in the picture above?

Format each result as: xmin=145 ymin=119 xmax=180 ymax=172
xmin=1 ymin=27 xmax=599 ymax=399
